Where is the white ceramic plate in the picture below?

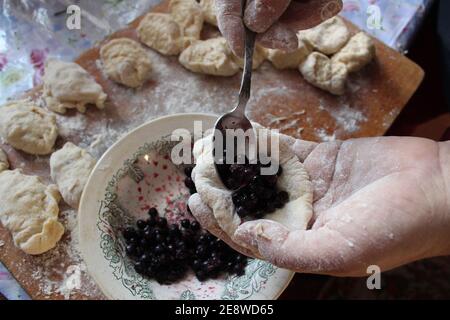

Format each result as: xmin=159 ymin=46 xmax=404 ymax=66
xmin=79 ymin=113 xmax=294 ymax=300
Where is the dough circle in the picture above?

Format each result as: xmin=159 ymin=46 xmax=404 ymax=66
xmin=192 ymin=125 xmax=313 ymax=247
xmin=332 ymin=32 xmax=375 ymax=73
xmin=0 ymin=170 xmax=64 ymax=255
xmin=50 ymin=142 xmax=97 ymax=209
xmin=266 ymin=35 xmax=312 ymax=70
xmin=100 ymin=38 xmax=152 ymax=88
xmin=0 ymin=100 xmax=58 ymax=155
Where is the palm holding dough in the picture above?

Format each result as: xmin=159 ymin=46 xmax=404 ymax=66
xmin=190 ymin=137 xmax=450 ymax=275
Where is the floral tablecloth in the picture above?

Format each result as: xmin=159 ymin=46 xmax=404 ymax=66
xmin=0 ymin=0 xmax=435 ymax=300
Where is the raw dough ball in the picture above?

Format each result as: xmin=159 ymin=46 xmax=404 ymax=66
xmin=100 ymin=38 xmax=152 ymax=88
xmin=169 ymin=0 xmax=204 ymax=40
xmin=300 ymin=52 xmax=348 ymax=95
xmin=43 ymin=59 xmax=107 ymax=114
xmin=200 ymin=0 xmax=217 ymax=26
xmin=0 ymin=148 xmax=9 ymax=173
xmin=266 ymin=34 xmax=312 ymax=69
xmin=179 ymin=37 xmax=240 ymax=76
xmin=299 ymin=17 xmax=350 ymax=55
xmin=137 ymin=13 xmax=184 ymax=56
xmin=50 ymin=142 xmax=96 ymax=209
xmin=0 ymin=100 xmax=58 ymax=155
xmin=192 ymin=125 xmax=313 ymax=246
xmin=232 ymin=45 xmax=267 ymax=70
xmin=0 ymin=170 xmax=64 ymax=255
xmin=332 ymin=32 xmax=376 ymax=72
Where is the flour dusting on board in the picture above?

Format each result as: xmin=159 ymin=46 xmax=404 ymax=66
xmin=28 ymin=209 xmax=103 ymax=299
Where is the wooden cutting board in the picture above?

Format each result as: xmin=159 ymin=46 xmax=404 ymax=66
xmin=0 ymin=1 xmax=423 ymax=300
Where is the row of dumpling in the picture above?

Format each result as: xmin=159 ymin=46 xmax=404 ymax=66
xmin=134 ymin=0 xmax=375 ymax=95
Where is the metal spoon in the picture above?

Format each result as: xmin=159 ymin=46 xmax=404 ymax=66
xmin=213 ymin=1 xmax=257 ymax=187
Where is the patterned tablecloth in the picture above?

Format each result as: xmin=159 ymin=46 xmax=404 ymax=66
xmin=0 ymin=0 xmax=435 ymax=300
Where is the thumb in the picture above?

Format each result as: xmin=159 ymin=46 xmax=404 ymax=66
xmin=234 ymin=220 xmax=362 ymax=275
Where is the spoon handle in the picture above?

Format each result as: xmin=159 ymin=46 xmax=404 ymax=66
xmin=235 ymin=24 xmax=257 ymax=116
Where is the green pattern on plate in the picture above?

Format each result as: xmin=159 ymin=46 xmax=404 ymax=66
xmin=97 ymin=137 xmax=278 ymax=299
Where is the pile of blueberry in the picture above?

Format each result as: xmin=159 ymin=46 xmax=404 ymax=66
xmin=123 ymin=207 xmax=248 ymax=284
xmin=184 ymin=166 xmax=196 ymax=195
xmin=219 ymin=161 xmax=289 ymax=219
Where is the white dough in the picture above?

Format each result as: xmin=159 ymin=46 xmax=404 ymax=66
xmin=266 ymin=34 xmax=312 ymax=69
xmin=100 ymin=38 xmax=152 ymax=88
xmin=0 ymin=100 xmax=58 ymax=155
xmin=300 ymin=52 xmax=348 ymax=95
xmin=169 ymin=0 xmax=204 ymax=40
xmin=332 ymin=32 xmax=376 ymax=72
xmin=43 ymin=59 xmax=107 ymax=114
xmin=200 ymin=0 xmax=218 ymax=26
xmin=179 ymin=37 xmax=240 ymax=76
xmin=192 ymin=125 xmax=313 ymax=247
xmin=137 ymin=13 xmax=185 ymax=56
xmin=299 ymin=17 xmax=350 ymax=55
xmin=50 ymin=142 xmax=96 ymax=209
xmin=0 ymin=170 xmax=64 ymax=255
xmin=0 ymin=148 xmax=9 ymax=173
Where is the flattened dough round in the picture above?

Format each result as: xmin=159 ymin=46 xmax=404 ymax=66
xmin=0 ymin=148 xmax=9 ymax=173
xmin=179 ymin=37 xmax=240 ymax=76
xmin=192 ymin=125 xmax=313 ymax=246
xmin=332 ymin=32 xmax=375 ymax=73
xmin=300 ymin=52 xmax=348 ymax=95
xmin=137 ymin=13 xmax=184 ymax=56
xmin=0 ymin=100 xmax=58 ymax=155
xmin=50 ymin=142 xmax=97 ymax=209
xmin=0 ymin=170 xmax=64 ymax=255
xmin=100 ymin=38 xmax=152 ymax=88
xmin=43 ymin=59 xmax=107 ymax=114
xmin=169 ymin=0 xmax=204 ymax=40
xmin=299 ymin=17 xmax=350 ymax=55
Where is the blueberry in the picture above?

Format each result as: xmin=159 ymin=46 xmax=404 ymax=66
xmin=184 ymin=166 xmax=194 ymax=177
xmin=140 ymin=253 xmax=151 ymax=263
xmin=154 ymin=245 xmax=165 ymax=255
xmin=140 ymin=238 xmax=152 ymax=248
xmin=134 ymin=261 xmax=145 ymax=274
xmin=233 ymin=264 xmax=246 ymax=276
xmin=126 ymin=244 xmax=137 ymax=256
xmin=181 ymin=219 xmax=190 ymax=229
xmin=123 ymin=227 xmax=136 ymax=241
xmin=195 ymin=270 xmax=207 ymax=281
xmin=262 ymin=175 xmax=278 ymax=186
xmin=195 ymin=245 xmax=207 ymax=257
xmin=278 ymin=191 xmax=289 ymax=203
xmin=236 ymin=206 xmax=249 ymax=218
xmin=128 ymin=237 xmax=138 ymax=245
xmin=190 ymin=221 xmax=200 ymax=231
xmin=184 ymin=177 xmax=195 ymax=189
xmin=144 ymin=228 xmax=153 ymax=240
xmin=277 ymin=166 xmax=283 ymax=176
xmin=148 ymin=207 xmax=158 ymax=217
xmin=175 ymin=249 xmax=188 ymax=260
xmin=265 ymin=203 xmax=276 ymax=214
xmin=169 ymin=224 xmax=181 ymax=236
xmin=136 ymin=219 xmax=146 ymax=230
xmin=158 ymin=217 xmax=168 ymax=227
xmin=192 ymin=259 xmax=201 ymax=270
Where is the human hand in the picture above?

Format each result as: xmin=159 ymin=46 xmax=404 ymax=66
xmin=215 ymin=0 xmax=343 ymax=56
xmin=189 ymin=137 xmax=450 ymax=276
